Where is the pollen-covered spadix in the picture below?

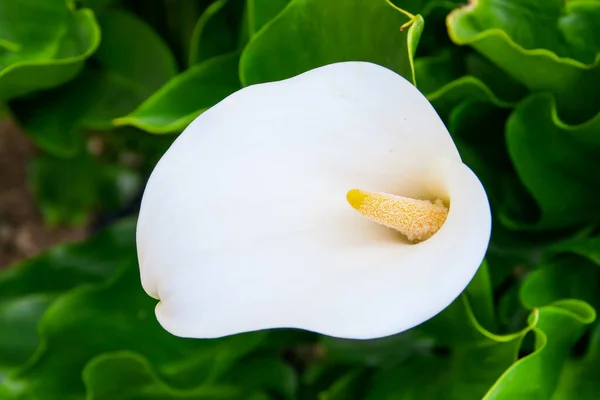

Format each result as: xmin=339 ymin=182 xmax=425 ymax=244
xmin=346 ymin=189 xmax=448 ymax=242
xmin=136 ymin=62 xmax=491 ymax=340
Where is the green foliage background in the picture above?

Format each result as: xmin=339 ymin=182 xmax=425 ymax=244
xmin=1 ymin=0 xmax=600 ymax=398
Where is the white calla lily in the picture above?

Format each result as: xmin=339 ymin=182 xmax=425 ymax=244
xmin=137 ymin=61 xmax=491 ymax=340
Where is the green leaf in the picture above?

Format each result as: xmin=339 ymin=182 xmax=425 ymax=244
xmin=448 ymin=0 xmax=600 ymax=123
xmin=80 ymin=0 xmax=121 ymax=11
xmin=414 ymin=49 xmax=465 ymax=96
xmin=188 ymin=0 xmax=245 ymax=65
xmin=415 ymin=49 xmax=527 ymax=121
xmin=240 ymin=0 xmax=422 ymax=86
xmin=521 ymin=258 xmax=600 ymax=311
xmin=114 ymin=52 xmax=241 ymax=134
xmin=9 ymin=69 xmax=98 ymax=158
xmin=545 ymin=235 xmax=600 ymax=266
xmin=0 ymin=260 xmax=268 ymax=399
xmin=0 ymin=295 xmax=54 ymax=380
xmin=483 ymin=300 xmax=596 ymax=399
xmin=161 ymin=0 xmax=208 ymax=64
xmin=0 ymin=219 xmax=135 ymax=301
xmin=505 ymin=94 xmax=600 ymax=230
xmin=521 ymin=235 xmax=600 ymax=310
xmin=8 ymin=9 xmax=177 ymax=154
xmin=0 ymin=2 xmax=100 ymax=100
xmin=553 ymin=324 xmax=600 ymax=400
xmin=0 ymin=220 xmax=136 ymax=377
xmin=461 ymin=53 xmax=529 ymax=103
xmin=246 ymin=0 xmax=291 ymax=36
xmin=81 ymin=10 xmax=177 ymax=130
xmin=83 ymin=352 xmax=248 ymax=399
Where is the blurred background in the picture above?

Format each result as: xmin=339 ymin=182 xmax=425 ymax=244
xmin=1 ymin=0 xmax=600 ymax=399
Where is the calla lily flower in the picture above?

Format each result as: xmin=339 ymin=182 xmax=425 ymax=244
xmin=137 ymin=62 xmax=491 ymax=340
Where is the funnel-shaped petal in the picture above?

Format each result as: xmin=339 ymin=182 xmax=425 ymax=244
xmin=137 ymin=62 xmax=491 ymax=339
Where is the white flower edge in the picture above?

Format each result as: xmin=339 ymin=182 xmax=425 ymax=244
xmin=137 ymin=61 xmax=491 ymax=340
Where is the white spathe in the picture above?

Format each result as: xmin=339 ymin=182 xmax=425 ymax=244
xmin=137 ymin=62 xmax=491 ymax=340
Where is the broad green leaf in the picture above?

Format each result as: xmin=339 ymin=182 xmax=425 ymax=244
xmin=240 ymin=0 xmax=422 ymax=86
xmin=545 ymin=236 xmax=600 ymax=266
xmin=188 ymin=0 xmax=245 ymax=65
xmin=115 ymin=52 xmax=241 ymax=134
xmin=0 ymin=295 xmax=53 ymax=380
xmin=9 ymin=69 xmax=98 ymax=158
xmin=505 ymin=94 xmax=600 ymax=230
xmin=427 ymin=77 xmax=515 ymax=124
xmin=0 ymin=220 xmax=136 ymax=378
xmin=460 ymin=53 xmax=529 ymax=103
xmin=246 ymin=0 xmax=291 ymax=36
xmin=415 ymin=50 xmax=527 ymax=121
xmin=414 ymin=49 xmax=465 ymax=96
xmin=483 ymin=300 xmax=596 ymax=399
xmin=553 ymin=324 xmax=600 ymax=400
xmin=448 ymin=0 xmax=600 ymax=123
xmin=0 ymin=3 xmax=100 ymax=100
xmin=0 ymin=1 xmax=66 ymax=61
xmin=0 ymin=219 xmax=135 ymax=301
xmin=521 ymin=258 xmax=600 ymax=311
xmin=9 ymin=9 xmax=177 ymax=154
xmin=83 ymin=352 xmax=249 ymax=399
xmin=521 ymin=234 xmax=600 ymax=310
xmin=81 ymin=10 xmax=177 ymax=130
xmin=80 ymin=0 xmax=121 ymax=10
xmin=0 ymin=260 xmax=267 ymax=399
xmin=160 ymin=0 xmax=209 ymax=63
